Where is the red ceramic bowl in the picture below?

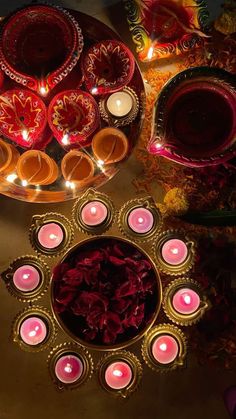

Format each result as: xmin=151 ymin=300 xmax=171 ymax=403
xmin=0 ymin=89 xmax=47 ymax=148
xmin=0 ymin=5 xmax=84 ymax=95
xmin=48 ymin=89 xmax=100 ymax=147
xmin=82 ymin=40 xmax=135 ymax=95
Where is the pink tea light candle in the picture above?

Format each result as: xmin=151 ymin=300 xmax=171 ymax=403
xmin=152 ymin=335 xmax=179 ymax=364
xmin=105 ymin=361 xmax=133 ymax=390
xmin=161 ymin=239 xmax=188 ymax=265
xmin=128 ymin=207 xmax=154 ymax=234
xmin=81 ymin=201 xmax=108 ymax=226
xmin=37 ymin=223 xmax=64 ymax=249
xmin=172 ymin=288 xmax=200 ymax=315
xmin=13 ymin=265 xmax=40 ymax=292
xmin=55 ymin=354 xmax=83 ymax=384
xmin=20 ymin=316 xmax=47 ymax=345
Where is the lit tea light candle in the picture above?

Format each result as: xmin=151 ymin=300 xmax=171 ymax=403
xmin=13 ymin=265 xmax=40 ymax=292
xmin=172 ymin=288 xmax=200 ymax=315
xmin=81 ymin=201 xmax=108 ymax=226
xmin=161 ymin=239 xmax=188 ymax=265
xmin=20 ymin=316 xmax=47 ymax=345
xmin=105 ymin=361 xmax=132 ymax=390
xmin=37 ymin=223 xmax=64 ymax=249
xmin=106 ymin=91 xmax=133 ymax=117
xmin=152 ymin=335 xmax=179 ymax=364
xmin=128 ymin=207 xmax=154 ymax=234
xmin=55 ymin=354 xmax=83 ymax=384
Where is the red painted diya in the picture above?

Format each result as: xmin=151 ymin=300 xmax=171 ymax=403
xmin=148 ymin=67 xmax=236 ymax=167
xmin=48 ymin=89 xmax=100 ymax=147
xmin=0 ymin=89 xmax=47 ymax=148
xmin=82 ymin=40 xmax=135 ymax=95
xmin=0 ymin=4 xmax=84 ymax=95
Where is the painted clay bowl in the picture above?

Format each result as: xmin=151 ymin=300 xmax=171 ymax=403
xmin=0 ymin=4 xmax=84 ymax=95
xmin=148 ymin=67 xmax=236 ymax=167
xmin=0 ymin=89 xmax=47 ymax=148
xmin=82 ymin=40 xmax=135 ymax=95
xmin=48 ymin=89 xmax=100 ymax=147
xmin=92 ymin=127 xmax=129 ymax=164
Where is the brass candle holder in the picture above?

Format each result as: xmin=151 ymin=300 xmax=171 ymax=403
xmin=1 ymin=255 xmax=50 ymax=302
xmin=141 ymin=324 xmax=187 ymax=373
xmin=152 ymin=229 xmax=196 ymax=275
xmin=29 ymin=212 xmax=74 ymax=257
xmin=97 ymin=350 xmax=142 ymax=398
xmin=118 ymin=197 xmax=162 ymax=242
xmin=72 ymin=188 xmax=115 ymax=235
xmin=163 ymin=278 xmax=209 ymax=326
xmin=12 ymin=306 xmax=57 ymax=353
xmin=48 ymin=342 xmax=94 ymax=391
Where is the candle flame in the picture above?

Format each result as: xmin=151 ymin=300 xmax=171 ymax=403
xmin=159 ymin=343 xmax=167 ymax=352
xmin=90 ymin=206 xmax=97 ymax=215
xmin=64 ymin=363 xmax=73 ymax=373
xmin=138 ymin=217 xmax=144 ymax=224
xmin=113 ymin=369 xmax=123 ymax=377
xmin=171 ymin=248 xmax=179 ymax=255
xmin=29 ymin=330 xmax=37 ymax=337
xmin=116 ymin=99 xmax=122 ymax=107
xmin=49 ymin=233 xmax=57 ymax=240
xmin=147 ymin=46 xmax=154 ymax=60
xmin=23 ymin=274 xmax=30 ymax=280
xmin=183 ymin=294 xmax=191 ymax=305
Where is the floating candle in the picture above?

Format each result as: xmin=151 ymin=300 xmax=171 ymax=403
xmin=128 ymin=207 xmax=154 ymax=234
xmin=105 ymin=361 xmax=132 ymax=390
xmin=161 ymin=239 xmax=188 ymax=265
xmin=81 ymin=201 xmax=108 ymax=226
xmin=37 ymin=223 xmax=64 ymax=249
xmin=106 ymin=91 xmax=133 ymax=117
xmin=152 ymin=335 xmax=179 ymax=364
xmin=20 ymin=316 xmax=47 ymax=345
xmin=172 ymin=287 xmax=200 ymax=315
xmin=55 ymin=354 xmax=83 ymax=384
xmin=13 ymin=265 xmax=40 ymax=292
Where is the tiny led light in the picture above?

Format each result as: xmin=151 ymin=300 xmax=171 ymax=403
xmin=183 ymin=294 xmax=191 ymax=305
xmin=159 ymin=343 xmax=167 ymax=352
xmin=97 ymin=159 xmax=104 ymax=168
xmin=6 ymin=173 xmax=17 ymax=183
xmin=21 ymin=179 xmax=28 ymax=187
xmin=62 ymin=134 xmax=69 ymax=145
xmin=22 ymin=130 xmax=29 ymax=141
xmin=91 ymin=87 xmax=98 ymax=95
xmin=155 ymin=142 xmax=162 ymax=149
xmin=40 ymin=86 xmax=47 ymax=96
xmin=147 ymin=46 xmax=154 ymax=60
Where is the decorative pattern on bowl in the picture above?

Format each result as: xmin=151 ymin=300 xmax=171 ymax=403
xmin=82 ymin=40 xmax=135 ymax=95
xmin=0 ymin=5 xmax=84 ymax=95
xmin=124 ymin=0 xmax=209 ymax=61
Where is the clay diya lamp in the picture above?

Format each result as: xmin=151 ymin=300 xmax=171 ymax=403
xmin=0 ymin=89 xmax=47 ymax=149
xmin=48 ymin=90 xmax=100 ymax=147
xmin=92 ymin=127 xmax=129 ymax=164
xmin=0 ymin=4 xmax=84 ymax=95
xmin=82 ymin=40 xmax=135 ymax=95
xmin=17 ymin=150 xmax=58 ymax=185
xmin=61 ymin=150 xmax=94 ymax=185
xmin=0 ymin=138 xmax=19 ymax=175
xmin=148 ymin=67 xmax=236 ymax=167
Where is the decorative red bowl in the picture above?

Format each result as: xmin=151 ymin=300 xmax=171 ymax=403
xmin=148 ymin=67 xmax=236 ymax=167
xmin=48 ymin=89 xmax=100 ymax=147
xmin=0 ymin=89 xmax=47 ymax=148
xmin=82 ymin=40 xmax=135 ymax=95
xmin=0 ymin=4 xmax=84 ymax=96
xmin=51 ymin=237 xmax=161 ymax=350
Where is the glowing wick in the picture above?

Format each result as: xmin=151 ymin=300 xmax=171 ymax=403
xmin=171 ymin=248 xmax=179 ymax=255
xmin=159 ymin=343 xmax=167 ymax=352
xmin=90 ymin=206 xmax=97 ymax=215
xmin=138 ymin=217 xmax=144 ymax=224
xmin=113 ymin=369 xmax=123 ymax=377
xmin=183 ymin=294 xmax=191 ymax=305
xmin=64 ymin=363 xmax=73 ymax=373
xmin=147 ymin=46 xmax=154 ymax=60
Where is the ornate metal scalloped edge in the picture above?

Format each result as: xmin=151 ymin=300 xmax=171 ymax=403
xmin=117 ymin=196 xmax=163 ymax=243
xmin=152 ymin=229 xmax=196 ymax=276
xmin=71 ymin=188 xmax=115 ymax=235
xmin=12 ymin=305 xmax=57 ymax=353
xmin=152 ymin=66 xmax=236 ymax=164
xmin=29 ymin=212 xmax=74 ymax=257
xmin=141 ymin=323 xmax=187 ymax=373
xmin=96 ymin=350 xmax=142 ymax=398
xmin=99 ymin=87 xmax=140 ymax=127
xmin=162 ymin=277 xmax=209 ymax=326
xmin=1 ymin=255 xmax=51 ymax=303
xmin=47 ymin=341 xmax=94 ymax=391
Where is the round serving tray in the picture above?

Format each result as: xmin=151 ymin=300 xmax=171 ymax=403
xmin=0 ymin=10 xmax=145 ymax=202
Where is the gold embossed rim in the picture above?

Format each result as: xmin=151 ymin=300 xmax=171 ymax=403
xmin=29 ymin=212 xmax=74 ymax=257
xmin=163 ymin=277 xmax=209 ymax=326
xmin=1 ymin=255 xmax=50 ymax=302
xmin=12 ymin=306 xmax=57 ymax=352
xmin=72 ymin=188 xmax=115 ymax=235
xmin=152 ymin=229 xmax=196 ymax=275
xmin=97 ymin=350 xmax=142 ymax=398
xmin=50 ymin=235 xmax=162 ymax=351
xmin=118 ymin=197 xmax=163 ymax=243
xmin=141 ymin=324 xmax=187 ymax=373
xmin=48 ymin=342 xmax=94 ymax=391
